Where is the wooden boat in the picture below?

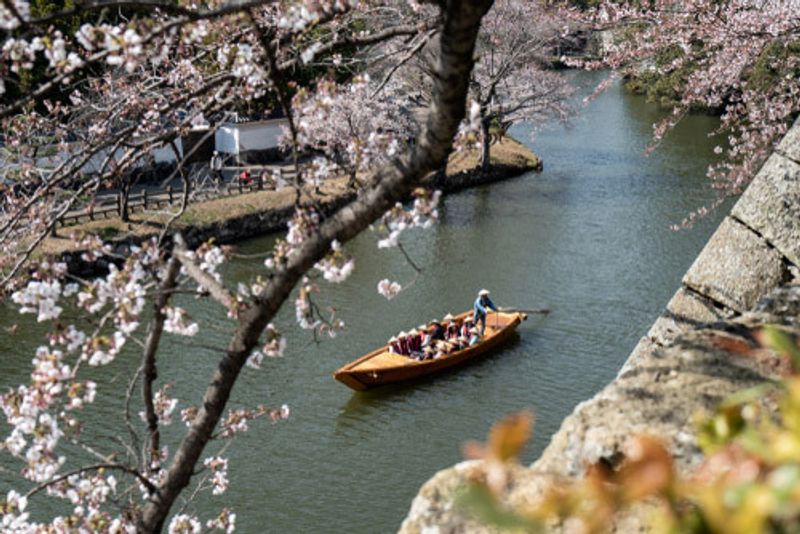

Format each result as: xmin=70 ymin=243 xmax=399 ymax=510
xmin=333 ymin=310 xmax=527 ymax=391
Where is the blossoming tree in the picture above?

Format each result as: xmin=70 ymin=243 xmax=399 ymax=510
xmin=0 ymin=0 xmax=501 ymax=531
xmin=470 ymin=0 xmax=574 ymax=172
xmin=395 ymin=0 xmax=575 ymax=174
xmin=582 ymin=0 xmax=800 ymax=225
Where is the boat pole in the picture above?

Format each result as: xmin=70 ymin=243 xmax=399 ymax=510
xmin=500 ymin=307 xmax=551 ymax=315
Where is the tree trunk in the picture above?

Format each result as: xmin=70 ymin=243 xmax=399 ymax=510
xmin=137 ymin=1 xmax=495 ymax=530
xmin=480 ymin=115 xmax=491 ymax=175
xmin=121 ymin=181 xmax=130 ymax=223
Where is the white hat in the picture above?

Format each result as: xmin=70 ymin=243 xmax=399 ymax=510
xmin=409 ymin=328 xmax=418 ymax=335
xmin=479 ymin=289 xmax=490 ymax=296
xmin=470 ymin=327 xmax=479 ymax=334
xmin=465 ymin=316 xmax=474 ymax=322
xmin=389 ymin=336 xmax=397 ymax=342
xmin=443 ymin=313 xmax=454 ymax=321
xmin=398 ymin=331 xmax=408 ymax=338
xmin=418 ymin=325 xmax=427 ymax=330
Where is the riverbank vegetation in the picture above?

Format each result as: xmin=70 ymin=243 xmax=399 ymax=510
xmin=580 ymin=0 xmax=800 ymax=225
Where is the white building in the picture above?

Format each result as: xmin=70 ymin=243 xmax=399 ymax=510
xmin=214 ymin=118 xmax=287 ymax=164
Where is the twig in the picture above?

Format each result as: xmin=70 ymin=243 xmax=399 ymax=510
xmin=26 ymin=463 xmax=156 ymax=498
xmin=172 ymin=234 xmax=235 ymax=309
xmin=396 ymin=241 xmax=423 ymax=273
xmin=124 ymin=365 xmax=143 ymax=465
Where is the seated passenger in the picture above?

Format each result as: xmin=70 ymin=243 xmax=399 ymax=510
xmin=388 ymin=336 xmax=401 ymax=354
xmin=443 ymin=313 xmax=460 ymax=340
xmin=428 ymin=320 xmax=445 ymax=342
xmin=407 ymin=328 xmax=423 ymax=356
xmin=397 ymin=331 xmax=410 ymax=356
xmin=422 ymin=346 xmax=435 ymax=360
xmin=435 ymin=339 xmax=453 ymax=355
xmin=417 ymin=325 xmax=429 ymax=347
xmin=460 ymin=317 xmax=474 ymax=338
xmin=457 ymin=335 xmax=469 ymax=350
xmin=469 ymin=327 xmax=481 ymax=346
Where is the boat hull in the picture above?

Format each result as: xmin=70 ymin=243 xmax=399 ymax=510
xmin=333 ymin=311 xmax=525 ymax=391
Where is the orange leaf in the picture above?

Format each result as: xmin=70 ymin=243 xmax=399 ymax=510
xmin=487 ymin=410 xmax=535 ymax=463
xmin=618 ymin=435 xmax=674 ymax=501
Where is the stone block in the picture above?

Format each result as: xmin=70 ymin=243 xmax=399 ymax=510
xmin=617 ymin=289 xmax=729 ymax=377
xmin=683 ymin=217 xmax=786 ymax=312
xmin=732 ymin=153 xmax=800 ymax=266
xmin=666 ymin=286 xmax=730 ymax=325
xmin=617 ymin=336 xmax=659 ymax=377
xmin=777 ymin=118 xmax=800 ymax=163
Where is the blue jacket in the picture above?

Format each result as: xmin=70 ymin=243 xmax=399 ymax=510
xmin=473 ymin=296 xmax=497 ymax=319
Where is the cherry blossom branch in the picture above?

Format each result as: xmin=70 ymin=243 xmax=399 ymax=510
xmin=137 ymin=2 xmax=494 ymax=530
xmin=25 ymin=463 xmax=157 ymax=498
xmin=396 ymin=242 xmax=423 ymax=273
xmin=371 ymin=28 xmax=438 ymax=97
xmin=172 ymin=235 xmax=235 ymax=309
xmin=141 ymin=257 xmax=180 ymax=473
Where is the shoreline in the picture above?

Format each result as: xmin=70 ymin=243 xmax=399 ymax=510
xmin=36 ymin=136 xmax=540 ymax=278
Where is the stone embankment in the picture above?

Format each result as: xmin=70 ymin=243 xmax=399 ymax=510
xmin=47 ymin=137 xmax=540 ymax=278
xmin=399 ymin=120 xmax=800 ymax=533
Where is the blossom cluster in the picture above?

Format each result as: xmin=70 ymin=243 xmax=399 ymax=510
xmin=314 ymin=240 xmax=356 ymax=283
xmin=246 ymin=323 xmax=288 ymax=369
xmin=140 ymin=384 xmax=179 ymax=426
xmin=377 ymin=279 xmax=402 ymax=300
xmin=218 ymin=404 xmax=290 ymax=439
xmin=203 ymin=456 xmax=230 ymax=495
xmin=289 ymin=75 xmax=413 ymax=182
xmin=265 ymin=208 xmax=321 ymax=270
xmin=164 ymin=306 xmax=200 ymax=337
xmin=374 ymin=188 xmax=442 ymax=248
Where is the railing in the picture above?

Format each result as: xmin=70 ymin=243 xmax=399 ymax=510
xmin=57 ymin=171 xmax=285 ymax=227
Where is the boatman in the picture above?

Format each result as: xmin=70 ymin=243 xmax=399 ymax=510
xmin=473 ymin=289 xmax=498 ymax=335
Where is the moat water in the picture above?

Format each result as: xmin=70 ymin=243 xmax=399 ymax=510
xmin=0 ymin=71 xmax=729 ymax=532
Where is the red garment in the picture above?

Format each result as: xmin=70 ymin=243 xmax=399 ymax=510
xmin=460 ymin=324 xmax=472 ymax=338
xmin=398 ymin=338 xmax=410 ymax=355
xmin=389 ymin=341 xmax=401 ymax=354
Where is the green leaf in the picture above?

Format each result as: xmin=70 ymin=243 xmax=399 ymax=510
xmin=456 ymin=484 xmax=543 ymax=532
xmin=760 ymin=326 xmax=800 ymax=371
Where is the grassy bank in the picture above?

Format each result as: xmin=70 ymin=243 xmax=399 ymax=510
xmin=40 ymin=136 xmax=540 ymax=260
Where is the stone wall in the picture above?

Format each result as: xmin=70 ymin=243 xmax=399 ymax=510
xmin=399 ymin=119 xmax=800 ymax=533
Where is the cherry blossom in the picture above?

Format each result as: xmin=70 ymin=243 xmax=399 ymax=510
xmin=206 ymin=508 xmax=236 ymax=533
xmin=168 ymin=513 xmax=202 ymax=534
xmin=203 ymin=456 xmax=230 ymax=495
xmin=377 ymin=279 xmax=402 ymax=300
xmin=163 ymin=306 xmax=200 ymax=336
xmin=140 ymin=384 xmax=178 ymax=426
